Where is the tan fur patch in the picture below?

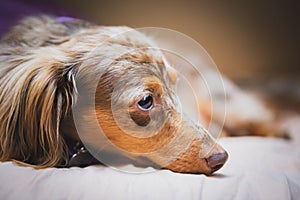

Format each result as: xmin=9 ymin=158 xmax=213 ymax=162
xmin=95 ymin=108 xmax=176 ymax=154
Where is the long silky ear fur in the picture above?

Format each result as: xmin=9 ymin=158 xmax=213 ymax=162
xmin=0 ymin=46 xmax=78 ymax=168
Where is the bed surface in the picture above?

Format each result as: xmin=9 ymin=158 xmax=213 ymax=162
xmin=1 ymin=115 xmax=299 ymax=200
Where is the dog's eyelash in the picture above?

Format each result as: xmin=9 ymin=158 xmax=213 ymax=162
xmin=145 ymin=88 xmax=154 ymax=93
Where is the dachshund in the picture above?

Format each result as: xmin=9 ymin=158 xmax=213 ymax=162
xmin=0 ymin=15 xmax=284 ymax=175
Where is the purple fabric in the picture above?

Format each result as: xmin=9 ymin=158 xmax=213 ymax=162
xmin=56 ymin=16 xmax=76 ymax=23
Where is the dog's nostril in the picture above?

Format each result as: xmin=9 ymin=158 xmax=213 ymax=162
xmin=205 ymin=151 xmax=228 ymax=173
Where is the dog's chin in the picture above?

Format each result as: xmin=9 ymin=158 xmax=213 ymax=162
xmin=92 ymin=151 xmax=227 ymax=175
xmin=164 ymin=160 xmax=212 ymax=175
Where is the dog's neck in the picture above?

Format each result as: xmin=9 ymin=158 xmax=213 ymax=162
xmin=60 ymin=114 xmax=100 ymax=167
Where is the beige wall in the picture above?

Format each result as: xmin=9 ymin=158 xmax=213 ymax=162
xmin=57 ymin=0 xmax=299 ymax=82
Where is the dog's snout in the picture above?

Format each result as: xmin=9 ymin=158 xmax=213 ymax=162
xmin=205 ymin=151 xmax=228 ymax=173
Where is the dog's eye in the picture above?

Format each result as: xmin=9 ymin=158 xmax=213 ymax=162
xmin=137 ymin=95 xmax=153 ymax=111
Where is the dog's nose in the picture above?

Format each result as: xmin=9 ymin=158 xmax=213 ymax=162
xmin=205 ymin=151 xmax=228 ymax=173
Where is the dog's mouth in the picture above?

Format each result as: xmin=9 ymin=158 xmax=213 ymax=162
xmin=160 ymin=136 xmax=228 ymax=175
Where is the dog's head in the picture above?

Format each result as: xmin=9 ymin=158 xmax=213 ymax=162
xmin=0 ymin=16 xmax=227 ymax=174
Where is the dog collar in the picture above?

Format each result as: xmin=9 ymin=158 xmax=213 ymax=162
xmin=67 ymin=141 xmax=100 ymax=167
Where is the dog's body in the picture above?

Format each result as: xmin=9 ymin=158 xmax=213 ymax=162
xmin=0 ymin=16 xmax=284 ymax=174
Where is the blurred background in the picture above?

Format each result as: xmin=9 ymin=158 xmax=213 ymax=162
xmin=1 ymin=0 xmax=299 ymax=110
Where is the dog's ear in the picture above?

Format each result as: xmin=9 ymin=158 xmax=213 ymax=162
xmin=0 ymin=47 xmax=77 ymax=167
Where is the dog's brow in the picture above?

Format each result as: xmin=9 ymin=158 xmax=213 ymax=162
xmin=143 ymin=76 xmax=163 ymax=95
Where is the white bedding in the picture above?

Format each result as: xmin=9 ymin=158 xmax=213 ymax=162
xmin=1 ymin=116 xmax=300 ymax=200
